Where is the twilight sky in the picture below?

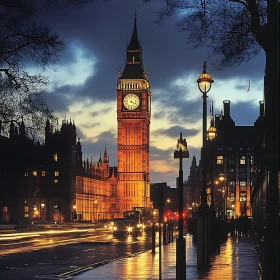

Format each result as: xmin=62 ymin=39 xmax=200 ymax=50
xmin=34 ymin=0 xmax=265 ymax=188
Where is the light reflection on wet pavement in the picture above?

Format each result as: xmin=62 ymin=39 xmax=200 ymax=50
xmin=73 ymin=234 xmax=260 ymax=280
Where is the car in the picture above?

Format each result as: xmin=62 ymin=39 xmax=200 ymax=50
xmin=15 ymin=221 xmax=39 ymax=230
xmin=104 ymin=221 xmax=115 ymax=230
xmin=112 ymin=220 xmax=142 ymax=237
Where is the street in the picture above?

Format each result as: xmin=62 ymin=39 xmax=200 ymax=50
xmin=0 ymin=225 xmax=155 ymax=279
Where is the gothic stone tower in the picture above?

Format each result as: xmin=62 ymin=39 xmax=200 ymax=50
xmin=117 ymin=16 xmax=151 ymax=213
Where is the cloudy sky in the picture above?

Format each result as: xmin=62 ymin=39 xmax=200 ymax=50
xmin=35 ymin=0 xmax=265 ymax=188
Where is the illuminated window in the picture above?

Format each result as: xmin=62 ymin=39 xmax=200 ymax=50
xmin=54 ymin=171 xmax=59 ymax=177
xmin=24 ymin=206 xmax=28 ymax=212
xmin=240 ymin=181 xmax=246 ymax=186
xmin=3 ymin=207 xmax=7 ymax=212
xmin=24 ymin=214 xmax=29 ymax=218
xmin=33 ymin=171 xmax=37 ymax=176
xmin=240 ymin=156 xmax=246 ymax=164
xmin=54 ymin=153 xmax=58 ymax=161
xmin=25 ymin=172 xmax=28 ymax=177
xmin=217 ymin=156 xmax=223 ymax=165
xmin=42 ymin=171 xmax=46 ymax=176
xmin=54 ymin=179 xmax=58 ymax=184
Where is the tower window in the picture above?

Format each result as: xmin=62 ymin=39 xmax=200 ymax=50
xmin=217 ymin=156 xmax=223 ymax=165
xmin=55 ymin=171 xmax=59 ymax=177
xmin=54 ymin=179 xmax=58 ymax=184
xmin=25 ymin=172 xmax=28 ymax=177
xmin=42 ymin=171 xmax=46 ymax=177
xmin=240 ymin=156 xmax=246 ymax=164
xmin=54 ymin=153 xmax=58 ymax=161
xmin=33 ymin=171 xmax=37 ymax=176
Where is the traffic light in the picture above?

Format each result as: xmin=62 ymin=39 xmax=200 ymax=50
xmin=72 ymin=210 xmax=77 ymax=220
xmin=78 ymin=213 xmax=82 ymax=221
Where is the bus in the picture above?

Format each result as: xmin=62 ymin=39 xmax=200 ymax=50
xmin=123 ymin=207 xmax=153 ymax=226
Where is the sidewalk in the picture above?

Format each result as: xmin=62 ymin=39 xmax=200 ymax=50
xmin=71 ymin=234 xmax=260 ymax=280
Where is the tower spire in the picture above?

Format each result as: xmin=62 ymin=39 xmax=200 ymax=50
xmin=119 ymin=14 xmax=146 ymax=80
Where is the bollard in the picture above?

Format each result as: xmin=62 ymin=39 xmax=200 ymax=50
xmin=176 ymin=237 xmax=186 ymax=280
xmin=163 ymin=222 xmax=167 ymax=244
xmin=152 ymin=223 xmax=156 ymax=254
xmin=171 ymin=223 xmax=174 ymax=242
xmin=167 ymin=223 xmax=170 ymax=243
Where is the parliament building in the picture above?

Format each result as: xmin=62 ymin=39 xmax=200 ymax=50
xmin=0 ymin=17 xmax=152 ymax=223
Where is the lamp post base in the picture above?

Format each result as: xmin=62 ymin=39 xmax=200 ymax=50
xmin=176 ymin=237 xmax=186 ymax=280
xmin=197 ymin=205 xmax=210 ymax=269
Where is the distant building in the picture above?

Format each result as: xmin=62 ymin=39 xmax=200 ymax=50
xmin=185 ymin=100 xmax=264 ymax=219
xmin=150 ymin=182 xmax=178 ymax=214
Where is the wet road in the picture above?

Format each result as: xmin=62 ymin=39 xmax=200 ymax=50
xmin=0 ymin=227 xmax=155 ymax=280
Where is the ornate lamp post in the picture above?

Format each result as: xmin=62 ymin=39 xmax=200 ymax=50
xmin=196 ymin=61 xmax=214 ymax=268
xmin=197 ymin=61 xmax=214 ymax=206
xmin=174 ymin=132 xmax=189 ymax=280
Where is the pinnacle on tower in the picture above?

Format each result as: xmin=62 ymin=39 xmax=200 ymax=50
xmin=127 ymin=12 xmax=141 ymax=51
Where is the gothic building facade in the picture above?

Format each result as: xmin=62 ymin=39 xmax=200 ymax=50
xmin=0 ymin=119 xmax=119 ymax=223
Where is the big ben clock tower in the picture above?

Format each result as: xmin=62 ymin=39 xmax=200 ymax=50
xmin=117 ymin=15 xmax=151 ymax=214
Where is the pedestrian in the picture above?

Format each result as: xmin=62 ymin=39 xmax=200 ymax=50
xmin=235 ymin=216 xmax=241 ymax=237
xmin=229 ymin=216 xmax=235 ymax=237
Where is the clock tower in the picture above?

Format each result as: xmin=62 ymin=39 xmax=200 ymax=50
xmin=117 ymin=15 xmax=151 ymax=214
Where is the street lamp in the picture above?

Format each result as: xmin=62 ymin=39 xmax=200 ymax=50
xmin=166 ymin=198 xmax=171 ymax=221
xmin=196 ymin=61 xmax=214 ymax=268
xmin=218 ymin=173 xmax=226 ymax=220
xmin=41 ymin=203 xmax=45 ymax=220
xmin=72 ymin=205 xmax=77 ymax=222
xmin=231 ymin=204 xmax=235 ymax=218
xmin=94 ymin=199 xmax=98 ymax=223
xmin=174 ymin=132 xmax=189 ymax=280
xmin=197 ymin=61 xmax=214 ymax=205
xmin=207 ymin=119 xmax=217 ymax=207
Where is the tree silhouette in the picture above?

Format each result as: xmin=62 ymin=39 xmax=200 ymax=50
xmin=0 ymin=0 xmax=99 ymax=137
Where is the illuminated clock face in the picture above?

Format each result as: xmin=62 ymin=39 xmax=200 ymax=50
xmin=123 ymin=94 xmax=140 ymax=110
